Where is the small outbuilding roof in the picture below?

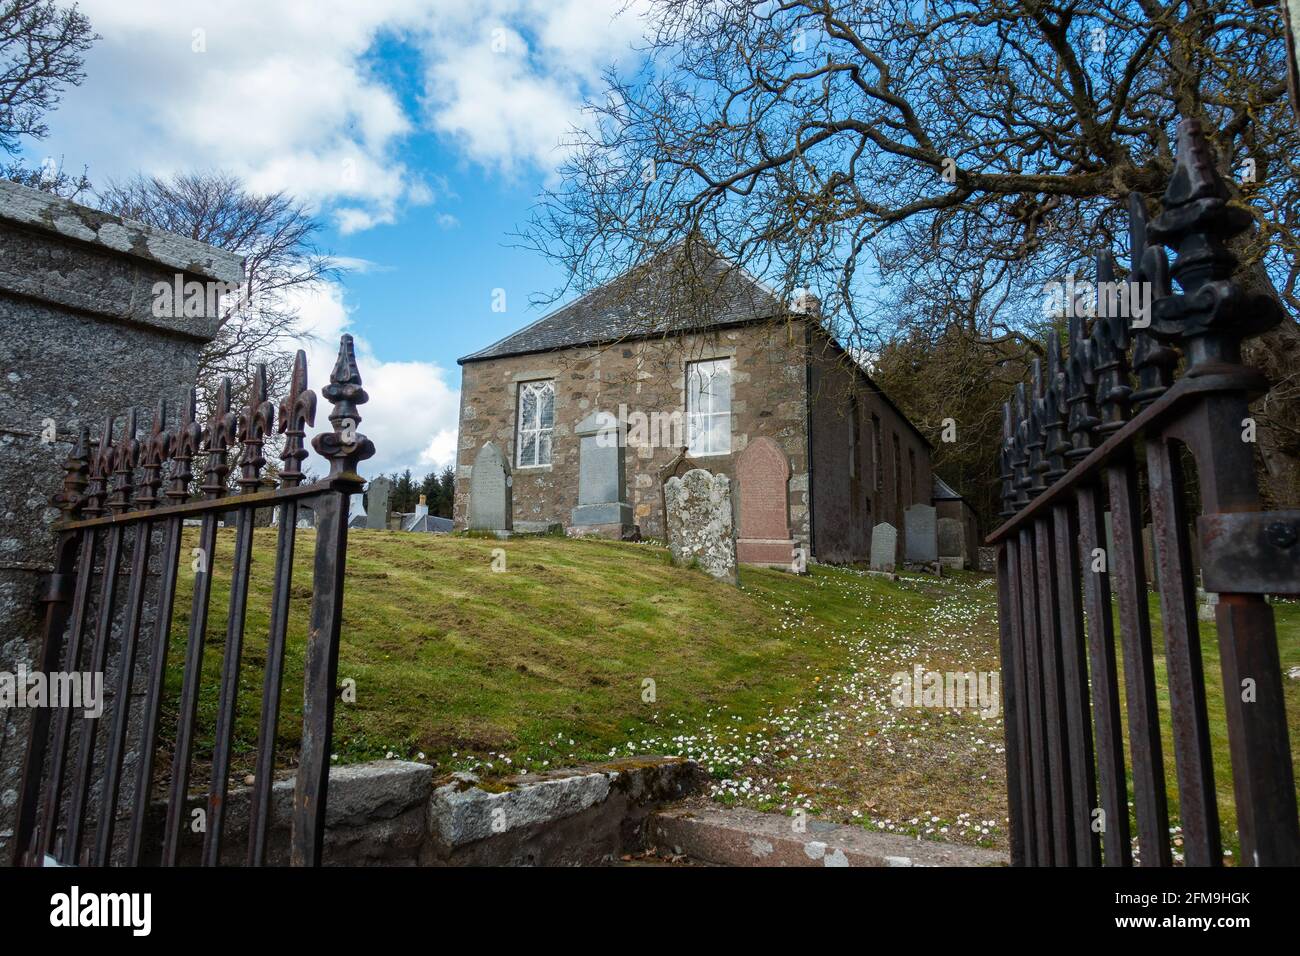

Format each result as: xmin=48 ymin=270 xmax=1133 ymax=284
xmin=932 ymin=475 xmax=965 ymax=501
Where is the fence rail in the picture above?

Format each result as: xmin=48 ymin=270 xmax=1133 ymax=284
xmin=12 ymin=334 xmax=374 ymax=867
xmin=989 ymin=118 xmax=1300 ymax=866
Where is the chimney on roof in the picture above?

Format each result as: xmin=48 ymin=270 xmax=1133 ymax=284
xmin=789 ymin=290 xmax=821 ymax=317
xmin=415 ymin=494 xmax=428 ymax=519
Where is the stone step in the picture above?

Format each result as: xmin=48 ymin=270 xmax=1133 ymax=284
xmin=647 ymin=801 xmax=1008 ymax=867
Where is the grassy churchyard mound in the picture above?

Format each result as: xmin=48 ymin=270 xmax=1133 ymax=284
xmin=161 ymin=528 xmax=1300 ymax=857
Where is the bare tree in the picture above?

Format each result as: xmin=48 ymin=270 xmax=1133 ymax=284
xmin=0 ymin=0 xmax=94 ymax=152
xmin=0 ymin=0 xmax=96 ymax=193
xmin=98 ymin=172 xmax=335 ymax=485
xmin=98 ymin=172 xmax=334 ymax=385
xmin=525 ymin=0 xmax=1300 ymax=502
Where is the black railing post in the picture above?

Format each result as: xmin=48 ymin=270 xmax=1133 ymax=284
xmin=291 ymin=335 xmax=374 ymax=866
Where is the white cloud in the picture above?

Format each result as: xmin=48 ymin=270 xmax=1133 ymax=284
xmin=41 ymin=1 xmax=649 ymax=203
xmin=40 ymin=0 xmax=432 ymax=228
xmin=289 ymin=282 xmax=460 ymax=478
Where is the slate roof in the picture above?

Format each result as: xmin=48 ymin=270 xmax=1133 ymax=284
xmin=459 ymin=242 xmax=787 ymax=364
xmin=932 ymin=476 xmax=965 ymax=501
xmin=401 ymin=512 xmax=454 ymax=533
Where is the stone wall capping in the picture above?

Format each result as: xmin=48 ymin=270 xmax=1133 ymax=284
xmin=0 ymin=179 xmax=245 ymax=285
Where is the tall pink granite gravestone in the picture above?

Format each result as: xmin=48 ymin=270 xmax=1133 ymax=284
xmin=735 ymin=437 xmax=797 ymax=568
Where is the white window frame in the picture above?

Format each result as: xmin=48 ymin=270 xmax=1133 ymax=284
xmin=686 ymin=358 xmax=732 ymax=456
xmin=515 ymin=379 xmax=555 ymax=468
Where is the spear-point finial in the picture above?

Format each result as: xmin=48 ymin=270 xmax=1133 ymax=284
xmin=82 ymin=415 xmax=115 ymax=519
xmin=278 ymin=349 xmax=316 ymax=488
xmin=202 ymin=379 xmax=237 ymax=500
xmin=167 ymin=389 xmax=202 ymax=504
xmin=1091 ymin=250 xmax=1132 ymax=433
xmin=1127 ymin=193 xmax=1179 ymax=408
xmin=311 ymin=334 xmax=375 ymax=484
xmin=1065 ymin=312 xmax=1100 ymax=459
xmin=1043 ymin=330 xmax=1070 ymax=481
xmin=53 ymin=427 xmax=90 ymax=520
xmin=136 ymin=398 xmax=172 ymax=510
xmin=237 ymin=364 xmax=275 ymax=492
xmin=107 ymin=408 xmax=139 ymax=515
xmin=1148 ymin=118 xmax=1281 ymax=367
xmin=999 ymin=402 xmax=1016 ymax=517
xmin=1011 ymin=382 xmax=1031 ymax=507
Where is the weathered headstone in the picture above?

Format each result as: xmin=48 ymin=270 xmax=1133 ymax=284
xmin=657 ymin=446 xmax=702 ymax=540
xmin=904 ymin=504 xmax=938 ymax=564
xmin=664 ymin=468 xmax=737 ymax=584
xmin=735 ymin=437 xmax=796 ymax=569
xmin=937 ymin=517 xmax=965 ymax=569
xmin=468 ymin=442 xmax=513 ymax=532
xmin=570 ymin=410 xmax=634 ymax=537
xmin=870 ymin=522 xmax=898 ymax=572
xmin=1142 ymin=524 xmax=1160 ymax=588
xmin=366 ymin=476 xmax=393 ymax=529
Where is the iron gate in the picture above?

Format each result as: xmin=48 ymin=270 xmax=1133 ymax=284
xmin=989 ymin=119 xmax=1300 ymax=867
xmin=12 ymin=334 xmax=373 ymax=867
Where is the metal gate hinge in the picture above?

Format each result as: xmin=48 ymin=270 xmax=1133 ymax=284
xmin=1198 ymin=511 xmax=1300 ymax=594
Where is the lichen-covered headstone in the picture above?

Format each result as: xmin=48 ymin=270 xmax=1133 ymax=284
xmin=664 ymin=468 xmax=737 ymax=584
xmin=870 ymin=522 xmax=898 ymax=572
xmin=468 ymin=442 xmax=513 ymax=532
xmin=904 ymin=504 xmax=938 ymax=563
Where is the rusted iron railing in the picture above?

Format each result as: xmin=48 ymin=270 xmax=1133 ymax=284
xmin=989 ymin=119 xmax=1300 ymax=867
xmin=12 ymin=335 xmax=374 ymax=867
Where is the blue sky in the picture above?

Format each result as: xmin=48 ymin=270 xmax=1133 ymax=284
xmin=22 ymin=1 xmax=651 ymax=476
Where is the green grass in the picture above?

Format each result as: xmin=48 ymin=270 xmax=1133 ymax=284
xmin=154 ymin=527 xmax=1299 ymax=858
xmin=1127 ymin=591 xmax=1300 ymax=863
xmin=163 ymin=528 xmax=872 ymax=786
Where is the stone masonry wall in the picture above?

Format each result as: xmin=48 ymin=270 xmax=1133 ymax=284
xmin=0 ymin=181 xmax=241 ymax=861
xmin=808 ymin=333 xmax=934 ymax=565
xmin=454 ymin=320 xmax=812 ymax=546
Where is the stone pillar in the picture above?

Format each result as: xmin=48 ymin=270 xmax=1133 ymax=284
xmin=0 ymin=180 xmax=242 ymax=859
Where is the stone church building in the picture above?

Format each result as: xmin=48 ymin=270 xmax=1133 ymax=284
xmin=453 ymin=244 xmax=933 ymax=564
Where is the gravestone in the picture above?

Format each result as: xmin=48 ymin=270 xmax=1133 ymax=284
xmin=870 ymin=522 xmax=898 ymax=572
xmin=904 ymin=504 xmax=938 ymax=564
xmin=656 ymin=446 xmax=702 ymax=541
xmin=937 ymin=517 xmax=965 ymax=569
xmin=468 ymin=442 xmax=513 ymax=532
xmin=664 ymin=468 xmax=737 ymax=584
xmin=1142 ymin=524 xmax=1160 ymax=588
xmin=570 ymin=410 xmax=634 ymax=538
xmin=735 ymin=437 xmax=797 ymax=569
xmin=366 ymin=476 xmax=393 ymax=530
